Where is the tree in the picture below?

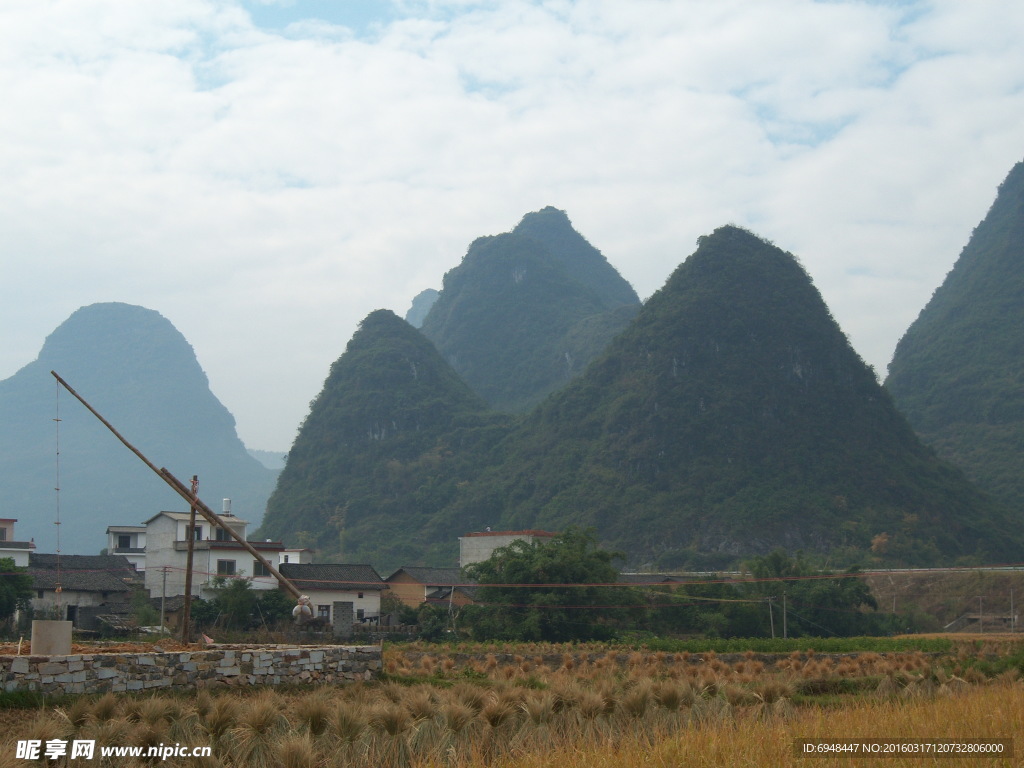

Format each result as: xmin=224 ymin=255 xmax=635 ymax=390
xmin=381 ymin=592 xmax=418 ymax=625
xmin=0 ymin=558 xmax=32 ymax=623
xmin=130 ymin=587 xmax=159 ymax=627
xmin=255 ymin=588 xmax=298 ymax=627
xmin=742 ymin=550 xmax=881 ymax=637
xmin=190 ymin=582 xmax=307 ymax=632
xmin=210 ymin=578 xmax=257 ymax=629
xmin=462 ymin=527 xmax=644 ymax=641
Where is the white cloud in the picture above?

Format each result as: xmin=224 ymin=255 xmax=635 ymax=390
xmin=0 ymin=0 xmax=1021 ymax=449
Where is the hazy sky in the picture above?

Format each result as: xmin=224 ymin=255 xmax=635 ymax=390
xmin=2 ymin=0 xmax=1021 ymax=452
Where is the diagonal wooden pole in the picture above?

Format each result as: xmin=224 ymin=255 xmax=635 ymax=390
xmin=50 ymin=370 xmax=301 ymax=599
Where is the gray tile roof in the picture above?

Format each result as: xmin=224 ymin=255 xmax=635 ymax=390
xmin=386 ymin=566 xmax=467 ymax=586
xmin=30 ymin=553 xmax=136 ymax=574
xmin=29 ymin=553 xmax=140 ymax=592
xmin=279 ymin=563 xmax=386 ymax=592
xmin=425 ymin=585 xmax=479 ymax=602
xmin=29 ymin=568 xmax=132 ymax=594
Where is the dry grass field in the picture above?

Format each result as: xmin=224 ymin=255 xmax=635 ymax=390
xmin=0 ymin=638 xmax=1020 ymax=767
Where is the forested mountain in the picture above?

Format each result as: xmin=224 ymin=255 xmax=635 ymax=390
xmin=441 ymin=226 xmax=1017 ymax=569
xmin=419 ymin=207 xmax=641 ymax=412
xmin=886 ymin=161 xmax=1024 ymax=510
xmin=256 ymin=310 xmax=510 ymax=567
xmin=264 ymin=226 xmax=1016 ymax=572
xmin=0 ymin=303 xmax=277 ymax=554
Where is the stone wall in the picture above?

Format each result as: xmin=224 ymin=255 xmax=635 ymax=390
xmin=1 ymin=645 xmax=381 ymax=696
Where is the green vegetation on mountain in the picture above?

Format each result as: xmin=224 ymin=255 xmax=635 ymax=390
xmin=265 ymin=219 xmax=1018 ymax=572
xmin=885 ymin=161 xmax=1024 ymax=510
xmin=419 ymin=207 xmax=640 ymax=413
xmin=257 ymin=310 xmax=510 ymax=570
xmin=444 ymin=226 xmax=1016 ymax=568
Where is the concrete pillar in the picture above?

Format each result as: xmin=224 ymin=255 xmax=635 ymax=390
xmin=31 ymin=620 xmax=73 ymax=656
xmin=332 ymin=601 xmax=354 ymax=639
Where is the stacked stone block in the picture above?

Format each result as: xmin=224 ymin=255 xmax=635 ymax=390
xmin=0 ymin=645 xmax=381 ymax=695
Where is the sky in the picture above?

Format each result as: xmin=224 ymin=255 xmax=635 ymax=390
xmin=1 ymin=0 xmax=1022 ymax=452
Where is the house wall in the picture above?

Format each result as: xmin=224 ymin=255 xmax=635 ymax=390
xmin=280 ymin=549 xmax=313 ymax=565
xmin=203 ymin=549 xmax=282 ymax=593
xmin=107 ymin=528 xmax=147 ymax=573
xmin=145 ymin=514 xmax=282 ymax=598
xmin=0 ymin=548 xmax=30 ymax=567
xmin=459 ymin=533 xmax=552 ymax=567
xmin=1 ymin=645 xmax=381 ymax=695
xmin=31 ymin=590 xmax=128 ymax=623
xmin=108 ymin=528 xmax=146 ymax=550
xmin=108 ymin=528 xmax=147 ymax=571
xmin=144 ymin=516 xmax=186 ymax=598
xmin=0 ymin=520 xmax=32 ymax=567
xmin=306 ymin=589 xmax=381 ymax=623
xmin=385 ymin=574 xmax=428 ymax=607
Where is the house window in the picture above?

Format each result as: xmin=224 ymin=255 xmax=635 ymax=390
xmin=317 ymin=605 xmax=330 ymax=620
xmin=0 ymin=528 xmax=7 ymax=541
xmin=192 ymin=525 xmax=203 ymax=541
xmin=216 ymin=560 xmax=236 ymax=576
xmin=117 ymin=534 xmax=131 ymax=549
xmin=357 ymin=592 xmax=364 ymax=599
xmin=283 ymin=555 xmax=289 ymax=563
xmin=37 ymin=590 xmax=44 ymax=599
xmin=356 ymin=608 xmax=365 ymax=620
xmin=253 ymin=560 xmax=270 ymax=577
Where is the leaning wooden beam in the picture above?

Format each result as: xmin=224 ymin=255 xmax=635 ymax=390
xmin=50 ymin=370 xmax=302 ymax=600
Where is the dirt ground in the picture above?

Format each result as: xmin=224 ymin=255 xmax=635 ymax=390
xmin=0 ymin=639 xmax=197 ymax=655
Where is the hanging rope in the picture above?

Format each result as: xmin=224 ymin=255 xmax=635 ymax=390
xmin=53 ymin=378 xmax=62 ymax=612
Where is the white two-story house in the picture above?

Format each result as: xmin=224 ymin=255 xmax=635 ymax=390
xmin=106 ymin=525 xmax=147 ymax=571
xmin=0 ymin=519 xmax=35 ymax=567
xmin=143 ymin=509 xmax=286 ymax=599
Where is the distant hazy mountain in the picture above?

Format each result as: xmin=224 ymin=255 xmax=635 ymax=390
xmin=404 ymin=289 xmax=439 ymax=328
xmin=444 ymin=226 xmax=1017 ymax=568
xmin=419 ymin=207 xmax=641 ymax=412
xmin=0 ymin=303 xmax=278 ymax=553
xmin=248 ymin=449 xmax=287 ymax=470
xmin=886 ymin=160 xmax=1024 ymax=510
xmin=257 ymin=309 xmax=509 ymax=570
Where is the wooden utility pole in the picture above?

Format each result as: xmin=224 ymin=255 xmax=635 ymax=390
xmin=160 ymin=566 xmax=168 ymax=631
xmin=50 ymin=371 xmax=301 ymax=600
xmin=180 ymin=475 xmax=198 ymax=643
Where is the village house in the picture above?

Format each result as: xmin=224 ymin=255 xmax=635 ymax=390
xmin=0 ymin=518 xmax=36 ymax=567
xmin=142 ymin=508 xmax=286 ymax=599
xmin=106 ymin=524 xmax=147 ymax=571
xmin=458 ymin=529 xmax=557 ymax=568
xmin=28 ymin=553 xmax=138 ymax=626
xmin=385 ymin=566 xmax=477 ymax=608
xmin=278 ymin=563 xmax=386 ymax=624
